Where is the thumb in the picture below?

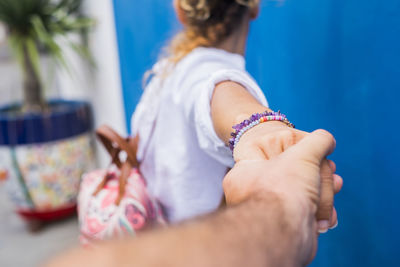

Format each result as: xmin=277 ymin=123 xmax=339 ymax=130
xmin=285 ymin=129 xmax=336 ymax=164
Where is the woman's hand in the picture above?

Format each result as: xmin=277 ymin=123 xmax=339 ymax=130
xmin=233 ymin=120 xmax=307 ymax=162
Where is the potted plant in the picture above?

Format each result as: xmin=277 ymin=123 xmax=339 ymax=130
xmin=0 ymin=0 xmax=96 ymax=229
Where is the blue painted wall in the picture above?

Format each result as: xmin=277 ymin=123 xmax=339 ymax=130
xmin=112 ymin=0 xmax=400 ymax=266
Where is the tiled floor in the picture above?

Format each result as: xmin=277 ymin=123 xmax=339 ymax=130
xmin=0 ymin=185 xmax=79 ymax=267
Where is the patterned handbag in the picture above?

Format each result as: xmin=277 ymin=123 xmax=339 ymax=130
xmin=77 ymin=125 xmax=165 ymax=245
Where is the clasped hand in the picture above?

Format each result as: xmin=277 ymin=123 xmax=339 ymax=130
xmin=224 ymin=128 xmax=343 ymax=264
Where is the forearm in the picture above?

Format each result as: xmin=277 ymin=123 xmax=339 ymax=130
xmin=211 ymin=81 xmax=273 ymax=144
xmin=46 ymin=194 xmax=311 ymax=267
xmin=211 ymin=81 xmax=306 ymax=163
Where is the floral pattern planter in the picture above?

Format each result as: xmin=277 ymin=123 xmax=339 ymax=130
xmin=0 ymin=134 xmax=95 ymax=211
xmin=0 ymin=100 xmax=95 ymax=222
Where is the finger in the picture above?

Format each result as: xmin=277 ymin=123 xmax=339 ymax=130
xmin=328 ymin=160 xmax=343 ymax=194
xmin=259 ymin=137 xmax=283 ymax=159
xmin=333 ymin=174 xmax=343 ymax=194
xmin=285 ymin=129 xmax=336 ymax=164
xmin=329 ymin=207 xmax=338 ymax=229
xmin=234 ymin=144 xmax=267 ymax=162
xmin=260 ymin=130 xmax=308 ymax=159
xmin=281 ymin=129 xmax=308 ymax=151
xmin=316 ymin=160 xmax=334 ymax=231
xmin=319 ymin=207 xmax=338 ymax=233
xmin=327 ymin=159 xmax=336 ymax=173
xmin=278 ymin=129 xmax=307 ymax=156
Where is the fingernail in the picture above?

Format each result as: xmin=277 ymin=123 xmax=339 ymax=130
xmin=318 ymin=220 xmax=330 ymax=233
xmin=329 ymin=220 xmax=338 ymax=230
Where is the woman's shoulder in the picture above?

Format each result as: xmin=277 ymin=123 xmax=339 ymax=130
xmin=168 ymin=47 xmax=247 ymax=88
xmin=148 ymin=47 xmax=247 ymax=85
xmin=179 ymin=47 xmax=245 ymax=72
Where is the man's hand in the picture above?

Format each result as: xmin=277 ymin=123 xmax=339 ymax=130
xmin=224 ymin=129 xmax=343 ymax=264
xmin=230 ymin=124 xmax=341 ymax=227
xmin=211 ymin=81 xmax=338 ymax=226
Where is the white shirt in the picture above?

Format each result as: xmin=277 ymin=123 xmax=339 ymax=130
xmin=131 ymin=47 xmax=268 ymax=222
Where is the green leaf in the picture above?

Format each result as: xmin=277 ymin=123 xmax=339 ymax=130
xmin=69 ymin=41 xmax=96 ymax=68
xmin=0 ymin=0 xmax=95 ymax=109
xmin=31 ymin=14 xmax=69 ymax=71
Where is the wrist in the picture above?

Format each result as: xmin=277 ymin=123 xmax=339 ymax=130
xmin=244 ymin=193 xmax=311 ymax=267
xmin=229 ymin=111 xmax=295 ymax=153
xmin=233 ymin=108 xmax=271 ymax=126
xmin=252 ymin=189 xmax=311 ymax=229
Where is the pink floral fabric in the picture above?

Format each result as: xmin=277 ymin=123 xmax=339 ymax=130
xmin=78 ymin=165 xmax=166 ymax=245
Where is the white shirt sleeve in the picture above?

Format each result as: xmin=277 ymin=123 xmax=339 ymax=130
xmin=193 ymin=69 xmax=269 ymax=167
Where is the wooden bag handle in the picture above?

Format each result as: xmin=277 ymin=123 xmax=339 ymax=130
xmin=92 ymin=125 xmax=140 ymax=205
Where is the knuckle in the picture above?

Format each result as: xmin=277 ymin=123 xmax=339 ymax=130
xmin=260 ymin=134 xmax=276 ymax=146
xmin=275 ymin=130 xmax=297 ymax=149
xmin=315 ymin=129 xmax=334 ymax=140
xmin=281 ymin=129 xmax=297 ymax=143
xmin=314 ymin=129 xmax=336 ymax=149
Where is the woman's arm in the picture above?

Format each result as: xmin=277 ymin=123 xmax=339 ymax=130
xmin=211 ymin=81 xmax=307 ymax=162
xmin=211 ymin=82 xmax=338 ymax=224
xmin=211 ymin=81 xmax=268 ymax=142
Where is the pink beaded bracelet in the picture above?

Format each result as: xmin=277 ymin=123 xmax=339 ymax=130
xmin=229 ymin=111 xmax=295 ymax=152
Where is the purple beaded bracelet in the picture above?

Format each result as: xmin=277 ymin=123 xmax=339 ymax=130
xmin=228 ymin=111 xmax=295 ymax=152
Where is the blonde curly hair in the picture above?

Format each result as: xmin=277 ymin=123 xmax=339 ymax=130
xmin=167 ymin=0 xmax=259 ymax=63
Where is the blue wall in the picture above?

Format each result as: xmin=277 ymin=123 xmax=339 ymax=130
xmin=112 ymin=1 xmax=400 ymax=266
